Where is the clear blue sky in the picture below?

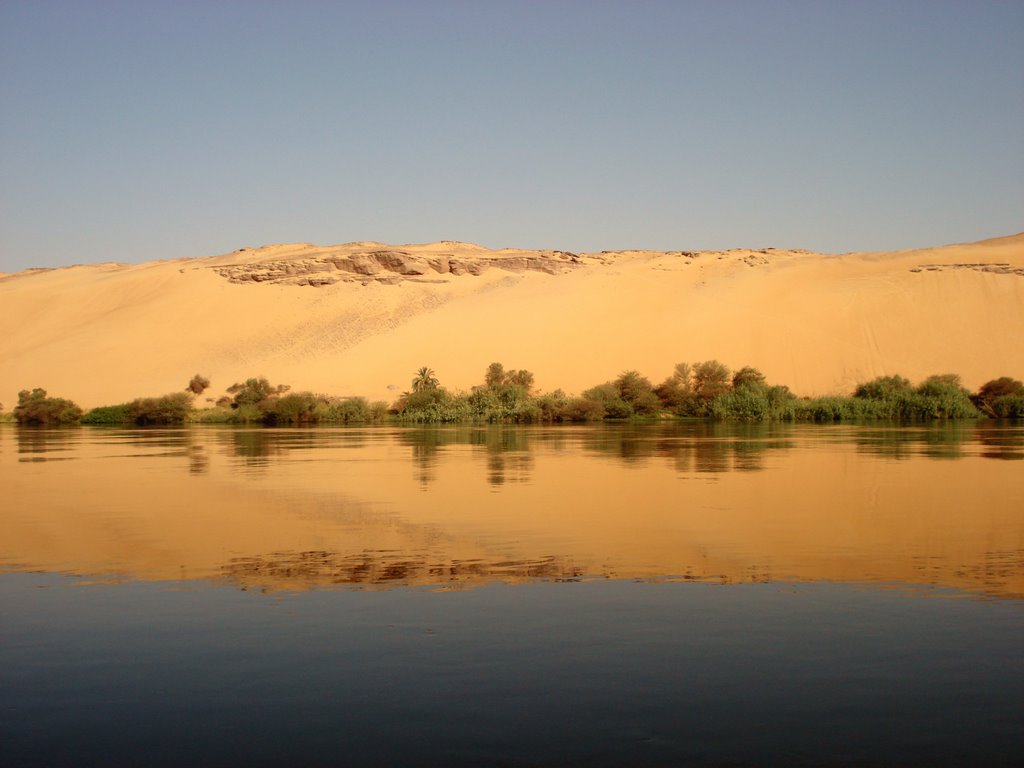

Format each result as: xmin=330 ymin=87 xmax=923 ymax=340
xmin=1 ymin=0 xmax=1021 ymax=271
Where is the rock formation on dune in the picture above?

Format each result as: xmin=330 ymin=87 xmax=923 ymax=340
xmin=210 ymin=246 xmax=582 ymax=286
xmin=1 ymin=235 xmax=1022 ymax=409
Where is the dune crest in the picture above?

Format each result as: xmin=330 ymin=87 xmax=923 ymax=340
xmin=1 ymin=235 xmax=1022 ymax=409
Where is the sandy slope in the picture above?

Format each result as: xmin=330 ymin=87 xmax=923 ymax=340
xmin=1 ymin=235 xmax=1022 ymax=409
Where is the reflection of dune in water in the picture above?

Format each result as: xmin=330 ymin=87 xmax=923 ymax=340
xmin=2 ymin=423 xmax=1023 ymax=599
xmin=221 ymin=549 xmax=585 ymax=591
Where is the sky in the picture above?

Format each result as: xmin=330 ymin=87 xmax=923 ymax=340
xmin=1 ymin=0 xmax=1022 ymax=272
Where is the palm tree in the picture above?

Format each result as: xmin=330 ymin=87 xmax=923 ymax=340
xmin=411 ymin=367 xmax=439 ymax=393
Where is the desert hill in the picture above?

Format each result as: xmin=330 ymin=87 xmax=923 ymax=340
xmin=1 ymin=235 xmax=1022 ymax=409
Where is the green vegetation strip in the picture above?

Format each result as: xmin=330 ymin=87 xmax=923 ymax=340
xmin=6 ymin=365 xmax=1024 ymax=426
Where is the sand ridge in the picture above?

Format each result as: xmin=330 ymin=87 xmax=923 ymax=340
xmin=1 ymin=234 xmax=1022 ymax=409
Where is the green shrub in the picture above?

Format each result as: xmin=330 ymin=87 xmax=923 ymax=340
xmin=614 ymin=370 xmax=661 ymax=416
xmin=855 ymin=375 xmax=913 ymax=400
xmin=990 ymin=395 xmax=1024 ymax=418
xmin=731 ymin=366 xmax=767 ymax=390
xmin=562 ymin=397 xmax=605 ymax=422
xmin=265 ymin=392 xmax=320 ymax=425
xmin=320 ymin=396 xmax=386 ymax=424
xmin=712 ymin=383 xmax=797 ymax=421
xmin=368 ymin=400 xmax=390 ymax=422
xmin=974 ymin=377 xmax=1024 ymax=417
xmin=911 ymin=375 xmax=980 ymax=419
xmin=227 ymin=377 xmax=289 ymax=409
xmin=188 ymin=407 xmax=235 ymax=424
xmin=13 ymin=389 xmax=82 ymax=425
xmin=582 ymin=382 xmax=633 ymax=419
xmin=394 ymin=388 xmax=472 ymax=423
xmin=81 ymin=403 xmax=134 ymax=425
xmin=794 ymin=396 xmax=871 ymax=422
xmin=655 ymin=363 xmax=696 ymax=412
xmin=692 ymin=360 xmax=731 ymax=400
xmin=535 ymin=390 xmax=571 ymax=421
xmin=130 ymin=392 xmax=194 ymax=425
xmin=231 ymin=403 xmax=264 ymax=424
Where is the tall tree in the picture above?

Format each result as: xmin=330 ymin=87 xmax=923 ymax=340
xmin=411 ymin=367 xmax=439 ymax=393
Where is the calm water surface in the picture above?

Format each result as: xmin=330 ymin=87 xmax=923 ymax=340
xmin=2 ymin=422 xmax=1023 ymax=766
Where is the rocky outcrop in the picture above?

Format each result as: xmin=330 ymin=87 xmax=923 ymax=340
xmin=909 ymin=262 xmax=1024 ymax=276
xmin=210 ymin=249 xmax=581 ymax=286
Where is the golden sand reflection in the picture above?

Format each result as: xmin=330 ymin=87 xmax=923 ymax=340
xmin=1 ymin=424 xmax=1022 ymax=597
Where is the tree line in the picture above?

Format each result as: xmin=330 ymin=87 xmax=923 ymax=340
xmin=6 ymin=362 xmax=1023 ymax=426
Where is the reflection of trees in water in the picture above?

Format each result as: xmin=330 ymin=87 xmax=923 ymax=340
xmin=226 ymin=429 xmax=283 ymax=466
xmin=399 ymin=426 xmax=536 ymax=487
xmin=221 ymin=548 xmax=583 ymax=591
xmin=221 ymin=428 xmax=369 ymax=468
xmin=188 ymin=444 xmax=209 ymax=474
xmin=397 ymin=423 xmax=798 ymax=485
xmin=588 ymin=423 xmax=795 ymax=474
xmin=15 ymin=427 xmax=211 ymax=473
xmin=974 ymin=422 xmax=1024 ymax=461
xmin=15 ymin=427 xmax=81 ymax=460
xmin=472 ymin=428 xmax=534 ymax=486
xmin=851 ymin=422 xmax=1023 ymax=460
xmin=400 ymin=428 xmax=448 ymax=487
xmin=486 ymin=452 xmax=533 ymax=486
xmin=201 ymin=421 xmax=1023 ymax=482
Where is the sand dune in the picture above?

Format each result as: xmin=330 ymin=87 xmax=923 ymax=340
xmin=1 ymin=235 xmax=1022 ymax=409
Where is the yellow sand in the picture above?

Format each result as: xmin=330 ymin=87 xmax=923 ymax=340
xmin=1 ymin=234 xmax=1022 ymax=409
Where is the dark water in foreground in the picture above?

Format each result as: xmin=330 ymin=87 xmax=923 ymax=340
xmin=2 ymin=423 xmax=1023 ymax=766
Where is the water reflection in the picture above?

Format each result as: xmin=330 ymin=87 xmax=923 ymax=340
xmin=393 ymin=423 xmax=797 ymax=484
xmin=222 ymin=549 xmax=582 ymax=590
xmin=976 ymin=421 xmax=1024 ymax=460
xmin=14 ymin=426 xmax=81 ymax=461
xmin=2 ymin=422 xmax=1023 ymax=598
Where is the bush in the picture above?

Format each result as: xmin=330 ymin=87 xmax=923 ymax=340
xmin=912 ymin=375 xmax=979 ymax=419
xmin=188 ymin=407 xmax=235 ymax=424
xmin=614 ymin=371 xmax=661 ymax=417
xmin=712 ymin=383 xmax=797 ymax=421
xmin=13 ymin=389 xmax=82 ymax=425
xmin=368 ymin=401 xmax=390 ymax=422
xmin=845 ymin=374 xmax=980 ymax=420
xmin=561 ymin=397 xmax=605 ymax=422
xmin=692 ymin=360 xmax=731 ymax=400
xmin=130 ymin=392 xmax=194 ymax=425
xmin=535 ymin=390 xmax=571 ymax=421
xmin=320 ymin=396 xmax=388 ymax=424
xmin=265 ymin=392 xmax=320 ymax=425
xmin=81 ymin=403 xmax=134 ymax=425
xmin=228 ymin=377 xmax=289 ymax=409
xmin=974 ymin=377 xmax=1024 ymax=417
xmin=467 ymin=379 xmax=535 ymax=422
xmin=794 ymin=396 xmax=871 ymax=422
xmin=582 ymin=383 xmax=632 ymax=419
xmin=855 ymin=375 xmax=913 ymax=400
xmin=990 ymin=395 xmax=1024 ymax=418
xmin=187 ymin=374 xmax=211 ymax=395
xmin=394 ymin=388 xmax=472 ymax=423
xmin=732 ymin=366 xmax=767 ymax=390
